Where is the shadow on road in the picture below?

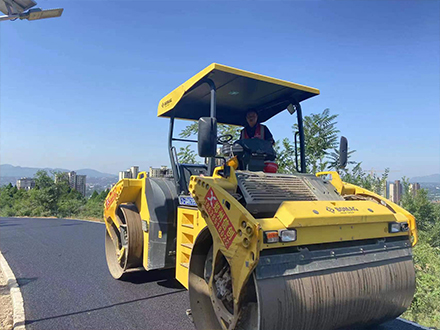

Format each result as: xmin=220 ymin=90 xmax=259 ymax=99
xmin=59 ymin=223 xmax=84 ymax=227
xmin=17 ymin=277 xmax=38 ymax=287
xmin=24 ymin=289 xmax=186 ymax=326
xmin=121 ymin=268 xmax=182 ymax=288
xmin=157 ymin=277 xmax=185 ymax=289
xmin=0 ymin=221 xmax=20 ymax=227
xmin=341 ymin=319 xmax=428 ymax=330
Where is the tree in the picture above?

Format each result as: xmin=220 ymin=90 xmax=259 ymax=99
xmin=90 ymin=190 xmax=99 ymax=200
xmin=217 ymin=124 xmax=241 ymax=141
xmin=57 ymin=197 xmax=84 ymax=218
xmin=296 ymin=108 xmax=340 ymax=173
xmin=0 ymin=183 xmax=16 ymax=217
xmin=340 ymin=164 xmax=389 ymax=196
xmin=33 ymin=170 xmax=58 ymax=215
xmin=327 ymin=147 xmax=357 ymax=172
xmin=99 ymin=189 xmax=109 ymax=200
xmin=177 ymin=145 xmax=199 ymax=164
xmin=401 ymin=178 xmax=438 ymax=232
xmin=54 ymin=171 xmax=69 ymax=184
xmin=179 ymin=109 xmax=352 ymax=174
xmin=179 ymin=122 xmax=241 ymax=141
xmin=0 ymin=171 xmax=111 ymax=220
xmin=275 ymin=138 xmax=297 ymax=174
xmin=399 ymin=180 xmax=440 ymax=328
xmin=276 ymin=108 xmax=350 ymax=174
xmin=34 ymin=170 xmax=54 ymax=189
xmin=179 ymin=122 xmax=199 ymax=139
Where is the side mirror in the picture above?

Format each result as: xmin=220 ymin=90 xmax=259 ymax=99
xmin=198 ymin=117 xmax=217 ymax=157
xmin=339 ymin=136 xmax=348 ymax=168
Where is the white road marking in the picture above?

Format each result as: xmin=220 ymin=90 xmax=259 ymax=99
xmin=0 ymin=251 xmax=26 ymax=330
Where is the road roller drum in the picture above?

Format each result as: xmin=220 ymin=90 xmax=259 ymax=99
xmin=255 ymin=239 xmax=415 ymax=330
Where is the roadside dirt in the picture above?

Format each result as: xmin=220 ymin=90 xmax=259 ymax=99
xmin=0 ymin=267 xmax=13 ymax=330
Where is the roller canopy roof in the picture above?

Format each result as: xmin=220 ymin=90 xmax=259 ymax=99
xmin=157 ymin=63 xmax=320 ymax=126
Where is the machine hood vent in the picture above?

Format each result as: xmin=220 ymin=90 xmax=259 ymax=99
xmin=236 ymin=171 xmax=342 ymax=217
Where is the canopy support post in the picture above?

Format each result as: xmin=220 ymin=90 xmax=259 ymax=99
xmin=168 ymin=115 xmax=181 ymax=194
xmin=204 ymin=78 xmax=217 ymax=175
xmin=296 ymin=103 xmax=306 ymax=173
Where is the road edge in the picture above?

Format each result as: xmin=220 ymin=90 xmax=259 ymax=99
xmin=4 ymin=216 xmax=105 ymax=225
xmin=397 ymin=318 xmax=431 ymax=329
xmin=0 ymin=251 xmax=26 ymax=330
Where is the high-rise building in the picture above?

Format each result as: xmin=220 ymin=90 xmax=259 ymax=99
xmin=130 ymin=166 xmax=139 ymax=179
xmin=389 ymin=183 xmax=395 ymax=203
xmin=16 ymin=177 xmax=35 ymax=190
xmin=75 ymin=175 xmax=87 ymax=197
xmin=149 ymin=165 xmax=172 ymax=178
xmin=67 ymin=171 xmax=76 ymax=189
xmin=119 ymin=166 xmax=140 ymax=180
xmin=395 ymin=180 xmax=402 ymax=203
xmin=388 ymin=180 xmax=403 ymax=204
xmin=66 ymin=171 xmax=87 ymax=196
xmin=119 ymin=170 xmax=131 ymax=180
xmin=409 ymin=183 xmax=421 ymax=197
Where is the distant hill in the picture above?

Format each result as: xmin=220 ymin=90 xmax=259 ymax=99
xmin=1 ymin=164 xmax=117 ymax=180
xmin=410 ymin=174 xmax=440 ymax=183
xmin=0 ymin=164 xmax=70 ymax=178
xmin=75 ymin=169 xmax=117 ymax=178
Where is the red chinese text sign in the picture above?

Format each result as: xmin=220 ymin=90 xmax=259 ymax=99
xmin=204 ymin=188 xmax=237 ymax=249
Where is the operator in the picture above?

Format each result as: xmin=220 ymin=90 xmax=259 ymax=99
xmin=240 ymin=110 xmax=275 ymax=145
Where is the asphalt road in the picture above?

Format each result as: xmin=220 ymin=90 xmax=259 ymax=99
xmin=0 ymin=217 xmax=429 ymax=330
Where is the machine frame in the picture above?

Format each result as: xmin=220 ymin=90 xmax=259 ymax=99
xmin=104 ymin=63 xmax=418 ymax=330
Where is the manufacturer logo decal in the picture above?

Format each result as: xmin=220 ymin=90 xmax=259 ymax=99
xmin=326 ymin=205 xmax=359 ymax=214
xmin=161 ymin=98 xmax=172 ymax=108
xmin=326 ymin=206 xmax=335 ymax=213
xmin=204 ymin=188 xmax=237 ymax=249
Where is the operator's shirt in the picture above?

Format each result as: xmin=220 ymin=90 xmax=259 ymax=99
xmin=241 ymin=124 xmax=274 ymax=144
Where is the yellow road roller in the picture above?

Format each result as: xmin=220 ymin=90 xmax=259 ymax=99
xmin=104 ymin=63 xmax=418 ymax=330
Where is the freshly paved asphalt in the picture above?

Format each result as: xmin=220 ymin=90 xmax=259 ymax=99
xmin=0 ymin=217 xmax=429 ymax=330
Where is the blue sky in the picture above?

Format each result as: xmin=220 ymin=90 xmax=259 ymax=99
xmin=1 ymin=0 xmax=439 ymax=179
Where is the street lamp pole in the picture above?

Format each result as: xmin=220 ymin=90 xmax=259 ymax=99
xmin=0 ymin=0 xmax=63 ymax=22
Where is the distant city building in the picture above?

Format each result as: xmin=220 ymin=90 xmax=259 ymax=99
xmin=16 ymin=177 xmax=35 ymax=190
xmin=149 ymin=165 xmax=172 ymax=178
xmin=66 ymin=171 xmax=87 ymax=196
xmin=396 ymin=180 xmax=403 ymax=202
xmin=119 ymin=170 xmax=131 ymax=180
xmin=118 ymin=166 xmax=140 ymax=180
xmin=130 ymin=166 xmax=139 ymax=180
xmin=389 ymin=180 xmax=403 ymax=204
xmin=389 ymin=183 xmax=395 ymax=203
xmin=75 ymin=174 xmax=87 ymax=197
xmin=409 ymin=183 xmax=421 ymax=197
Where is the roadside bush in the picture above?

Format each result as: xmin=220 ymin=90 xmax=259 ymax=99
xmin=403 ymin=240 xmax=440 ymax=328
xmin=0 ymin=170 xmax=108 ymax=220
xmin=343 ymin=169 xmax=440 ymax=329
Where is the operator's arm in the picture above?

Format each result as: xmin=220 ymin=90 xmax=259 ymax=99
xmin=239 ymin=128 xmax=245 ymax=140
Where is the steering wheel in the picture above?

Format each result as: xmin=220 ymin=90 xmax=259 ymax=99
xmin=217 ymin=134 xmax=233 ymax=144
